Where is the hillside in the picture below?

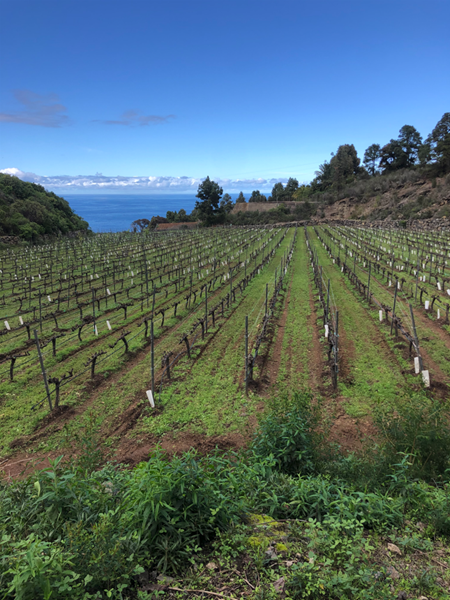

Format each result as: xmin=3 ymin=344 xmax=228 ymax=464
xmin=229 ymin=173 xmax=450 ymax=226
xmin=0 ymin=173 xmax=89 ymax=241
xmin=319 ymin=171 xmax=450 ymax=222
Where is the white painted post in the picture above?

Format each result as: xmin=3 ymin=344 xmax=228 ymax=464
xmin=146 ymin=390 xmax=155 ymax=407
xmin=414 ymin=357 xmax=420 ymax=374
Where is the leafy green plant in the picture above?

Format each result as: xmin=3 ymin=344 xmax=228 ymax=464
xmin=0 ymin=534 xmax=82 ymax=600
xmin=375 ymin=393 xmax=450 ymax=482
xmin=251 ymin=392 xmax=320 ymax=475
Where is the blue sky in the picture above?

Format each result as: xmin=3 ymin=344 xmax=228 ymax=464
xmin=0 ymin=0 xmax=449 ymax=194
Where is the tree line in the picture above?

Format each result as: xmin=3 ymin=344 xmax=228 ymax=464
xmin=310 ymin=112 xmax=449 ymax=195
xmin=131 ymin=111 xmax=449 ymax=229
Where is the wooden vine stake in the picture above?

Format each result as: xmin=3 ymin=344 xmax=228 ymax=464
xmin=34 ymin=329 xmax=52 ymax=411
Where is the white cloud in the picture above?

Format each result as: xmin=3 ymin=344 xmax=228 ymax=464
xmin=0 ymin=168 xmax=289 ymax=192
xmin=0 ymin=168 xmax=26 ymax=177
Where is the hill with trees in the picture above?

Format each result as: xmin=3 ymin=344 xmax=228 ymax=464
xmin=230 ymin=111 xmax=450 ymax=224
xmin=138 ymin=112 xmax=449 ymax=228
xmin=0 ymin=173 xmax=89 ymax=241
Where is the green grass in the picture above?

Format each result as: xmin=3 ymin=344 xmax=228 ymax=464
xmin=135 ymin=229 xmax=296 ymax=438
xmin=0 ymin=228 xmax=286 ymax=455
xmin=271 ymin=228 xmax=317 ymax=395
xmin=309 ymin=229 xmax=409 ymax=417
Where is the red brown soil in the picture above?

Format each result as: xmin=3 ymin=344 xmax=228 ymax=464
xmin=114 ymin=430 xmax=248 ymax=468
xmin=312 ymin=298 xmax=379 ymax=452
xmin=326 ymin=398 xmax=378 ymax=452
xmin=1 ymin=426 xmax=250 ymax=480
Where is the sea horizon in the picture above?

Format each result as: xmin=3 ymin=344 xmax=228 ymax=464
xmin=64 ymin=192 xmax=248 ymax=233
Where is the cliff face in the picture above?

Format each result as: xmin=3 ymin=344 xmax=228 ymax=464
xmin=231 ymin=174 xmax=450 ymax=224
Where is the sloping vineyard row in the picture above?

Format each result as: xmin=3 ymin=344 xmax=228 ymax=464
xmin=0 ymin=227 xmax=266 ymax=344
xmin=314 ymin=226 xmax=425 ymax=380
xmin=326 ymin=225 xmax=450 ymax=326
xmin=0 ymin=227 xmax=289 ymax=415
xmin=0 ymin=227 xmax=282 ymax=376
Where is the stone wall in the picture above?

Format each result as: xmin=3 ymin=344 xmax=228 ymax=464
xmin=0 ymin=236 xmax=21 ymax=245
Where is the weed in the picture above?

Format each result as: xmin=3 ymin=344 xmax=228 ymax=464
xmin=374 ymin=392 xmax=450 ymax=482
xmin=252 ymin=392 xmax=320 ymax=475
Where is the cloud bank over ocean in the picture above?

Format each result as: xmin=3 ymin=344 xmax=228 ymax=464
xmin=0 ymin=168 xmax=288 ymax=193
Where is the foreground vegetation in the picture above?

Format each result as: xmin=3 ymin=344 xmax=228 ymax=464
xmin=1 ymin=392 xmax=450 ymax=599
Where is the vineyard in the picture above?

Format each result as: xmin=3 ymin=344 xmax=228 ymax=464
xmin=1 ymin=223 xmax=449 ymax=471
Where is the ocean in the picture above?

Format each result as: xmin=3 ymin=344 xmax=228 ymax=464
xmin=64 ymin=194 xmax=198 ymax=233
xmin=64 ymin=193 xmax=244 ymax=233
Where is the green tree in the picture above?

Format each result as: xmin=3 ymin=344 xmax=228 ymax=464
xmin=131 ymin=218 xmax=150 ymax=232
xmin=398 ymin=124 xmax=422 ymax=166
xmin=363 ymin=143 xmax=382 ymax=176
xmin=311 ymin=160 xmax=333 ymax=192
xmin=236 ymin=191 xmax=246 ymax=203
xmin=195 ymin=176 xmax=224 ymax=225
xmin=426 ymin=112 xmax=450 ymax=174
xmin=292 ymin=184 xmax=311 ymax=200
xmin=175 ymin=208 xmax=187 ymax=222
xmin=271 ymin=182 xmax=285 ymax=202
xmin=330 ymin=144 xmax=362 ymax=189
xmin=249 ymin=190 xmax=267 ymax=202
xmin=0 ymin=173 xmax=89 ymax=239
xmin=219 ymin=193 xmax=234 ymax=213
xmin=379 ymin=140 xmax=408 ymax=173
xmin=284 ymin=177 xmax=299 ymax=198
xmin=418 ymin=142 xmax=432 ymax=166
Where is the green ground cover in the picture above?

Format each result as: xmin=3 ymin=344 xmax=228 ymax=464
xmin=320 ymin=225 xmax=450 ymax=384
xmin=136 ymin=229 xmax=296 ymax=438
xmin=308 ymin=229 xmax=408 ymax=418
xmin=270 ymin=228 xmax=319 ymax=395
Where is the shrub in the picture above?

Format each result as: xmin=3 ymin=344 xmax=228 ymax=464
xmin=251 ymin=392 xmax=320 ymax=475
xmin=374 ymin=392 xmax=450 ymax=482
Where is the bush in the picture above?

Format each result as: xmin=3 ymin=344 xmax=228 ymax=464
xmin=374 ymin=392 xmax=450 ymax=482
xmin=2 ymin=389 xmax=450 ymax=598
xmin=251 ymin=392 xmax=320 ymax=475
